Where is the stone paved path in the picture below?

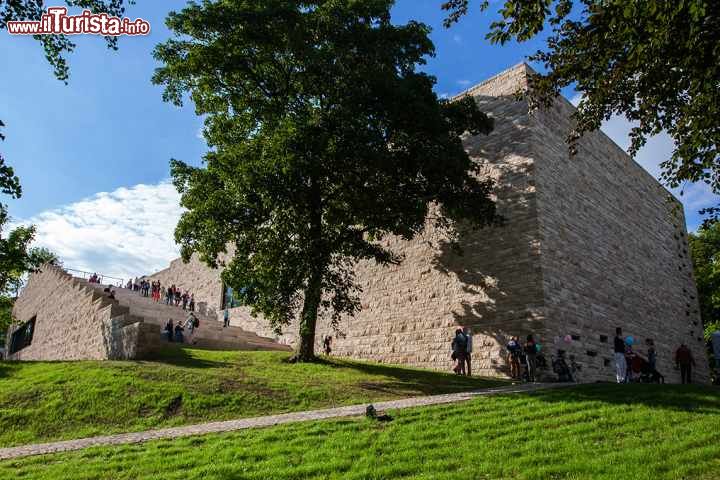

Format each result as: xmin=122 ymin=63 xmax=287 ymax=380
xmin=0 ymin=382 xmax=575 ymax=461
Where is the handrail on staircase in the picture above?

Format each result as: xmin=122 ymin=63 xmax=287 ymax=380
xmin=64 ymin=268 xmax=124 ymax=287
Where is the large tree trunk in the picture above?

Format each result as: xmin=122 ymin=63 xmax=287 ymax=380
xmin=293 ymin=267 xmax=322 ymax=362
xmin=292 ymin=176 xmax=324 ymax=363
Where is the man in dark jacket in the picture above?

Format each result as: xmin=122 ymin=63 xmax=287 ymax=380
xmin=674 ymin=344 xmax=696 ymax=384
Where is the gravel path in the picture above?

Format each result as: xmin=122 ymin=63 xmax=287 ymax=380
xmin=0 ymin=382 xmax=575 ymax=460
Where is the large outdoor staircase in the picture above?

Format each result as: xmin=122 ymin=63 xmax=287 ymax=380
xmin=76 ymin=279 xmax=290 ymax=352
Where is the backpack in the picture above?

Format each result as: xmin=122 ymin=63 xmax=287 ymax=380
xmin=454 ymin=334 xmax=467 ymax=351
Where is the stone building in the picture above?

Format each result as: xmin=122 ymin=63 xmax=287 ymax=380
xmin=144 ymin=64 xmax=709 ymax=383
xmin=8 ymin=64 xmax=709 ymax=383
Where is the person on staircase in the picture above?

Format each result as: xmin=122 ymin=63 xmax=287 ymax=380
xmin=174 ymin=323 xmax=185 ymax=343
xmin=185 ymin=312 xmax=199 ymax=345
xmin=182 ymin=291 xmax=189 ymax=310
xmin=174 ymin=289 xmax=182 ymax=307
xmin=223 ymin=307 xmax=230 ymax=328
xmin=189 ymin=294 xmax=195 ymax=312
xmin=165 ymin=319 xmax=174 ymax=342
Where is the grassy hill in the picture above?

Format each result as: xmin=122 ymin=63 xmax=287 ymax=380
xmin=1 ymin=384 xmax=718 ymax=479
xmin=0 ymin=346 xmax=505 ymax=447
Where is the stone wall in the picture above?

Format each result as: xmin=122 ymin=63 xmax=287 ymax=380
xmin=149 ymin=64 xmax=549 ymax=377
xmin=6 ymin=265 xmax=160 ymax=361
xmin=144 ymin=63 xmax=709 ymax=382
xmin=531 ymin=95 xmax=710 ymax=383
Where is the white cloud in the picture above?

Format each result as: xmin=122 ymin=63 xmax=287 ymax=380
xmin=13 ymin=181 xmax=183 ymax=282
xmin=457 ymin=79 xmax=471 ymax=87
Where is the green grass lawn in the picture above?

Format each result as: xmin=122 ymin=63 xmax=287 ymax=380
xmin=0 ymin=346 xmax=504 ymax=448
xmin=2 ymin=384 xmax=718 ymax=480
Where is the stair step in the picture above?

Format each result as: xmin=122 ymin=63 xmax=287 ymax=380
xmin=72 ymin=276 xmax=290 ymax=352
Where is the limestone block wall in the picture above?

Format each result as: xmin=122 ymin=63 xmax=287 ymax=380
xmin=309 ymin=65 xmax=547 ymax=376
xmin=144 ymin=63 xmax=708 ymax=383
xmin=7 ymin=265 xmax=159 ymax=361
xmin=531 ymin=96 xmax=710 ymax=383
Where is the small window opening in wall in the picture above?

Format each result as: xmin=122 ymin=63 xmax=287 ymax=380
xmin=9 ymin=316 xmax=36 ymax=355
xmin=571 ymin=334 xmax=581 ymax=341
xmin=603 ymin=358 xmax=610 ymax=367
xmin=599 ymin=335 xmax=608 ymax=343
xmin=586 ymin=350 xmax=597 ymax=357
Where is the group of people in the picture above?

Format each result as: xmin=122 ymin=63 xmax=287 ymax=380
xmin=88 ymin=273 xmax=102 ymax=284
xmin=505 ymin=334 xmax=544 ymax=382
xmin=122 ymin=277 xmax=202 ymax=345
xmin=613 ymin=327 xmax=696 ymax=384
xmin=445 ymin=326 xmax=700 ymax=384
xmin=126 ymin=278 xmax=197 ymax=312
xmin=164 ymin=313 xmax=200 ymax=344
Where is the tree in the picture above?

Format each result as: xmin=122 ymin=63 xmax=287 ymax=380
xmin=154 ymin=0 xmax=498 ymax=361
xmin=689 ymin=222 xmax=720 ymax=340
xmin=442 ymin=0 xmax=720 ymax=212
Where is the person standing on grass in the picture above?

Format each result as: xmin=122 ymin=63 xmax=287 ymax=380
xmin=323 ymin=335 xmax=332 ymax=355
xmin=524 ymin=334 xmax=538 ymax=382
xmin=646 ymin=338 xmax=657 ymax=371
xmin=506 ymin=336 xmax=522 ymax=379
xmin=675 ymin=343 xmax=696 ymax=384
xmin=451 ymin=329 xmax=467 ymax=375
xmin=463 ymin=326 xmax=473 ymax=377
xmin=614 ymin=327 xmax=627 ymax=383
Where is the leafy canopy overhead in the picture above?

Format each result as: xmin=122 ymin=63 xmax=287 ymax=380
xmin=154 ymin=0 xmax=497 ymax=359
xmin=443 ymin=0 xmax=720 ymax=207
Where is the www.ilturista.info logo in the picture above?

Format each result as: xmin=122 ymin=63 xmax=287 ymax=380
xmin=6 ymin=7 xmax=150 ymax=36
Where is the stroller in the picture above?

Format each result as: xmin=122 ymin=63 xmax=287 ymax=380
xmin=632 ymin=355 xmax=665 ymax=384
xmin=519 ymin=351 xmax=549 ymax=382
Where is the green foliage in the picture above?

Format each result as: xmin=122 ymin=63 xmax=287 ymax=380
xmin=154 ymin=0 xmax=497 ymax=360
xmin=0 ymin=1 xmax=136 ymax=82
xmin=0 ymin=347 xmax=504 ymax=447
xmin=0 ymin=295 xmax=12 ymax=344
xmin=2 ymin=384 xmax=719 ymax=479
xmin=688 ymin=222 xmax=720 ymax=339
xmin=443 ymin=0 xmax=720 ymax=211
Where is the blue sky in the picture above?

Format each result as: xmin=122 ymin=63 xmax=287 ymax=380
xmin=1 ymin=0 xmax=717 ymax=279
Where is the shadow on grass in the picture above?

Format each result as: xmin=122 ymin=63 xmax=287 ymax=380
xmin=0 ymin=362 xmax=14 ymax=380
xmin=317 ymin=356 xmax=508 ymax=395
xmin=529 ymin=383 xmax=720 ymax=414
xmin=143 ymin=345 xmax=232 ymax=369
